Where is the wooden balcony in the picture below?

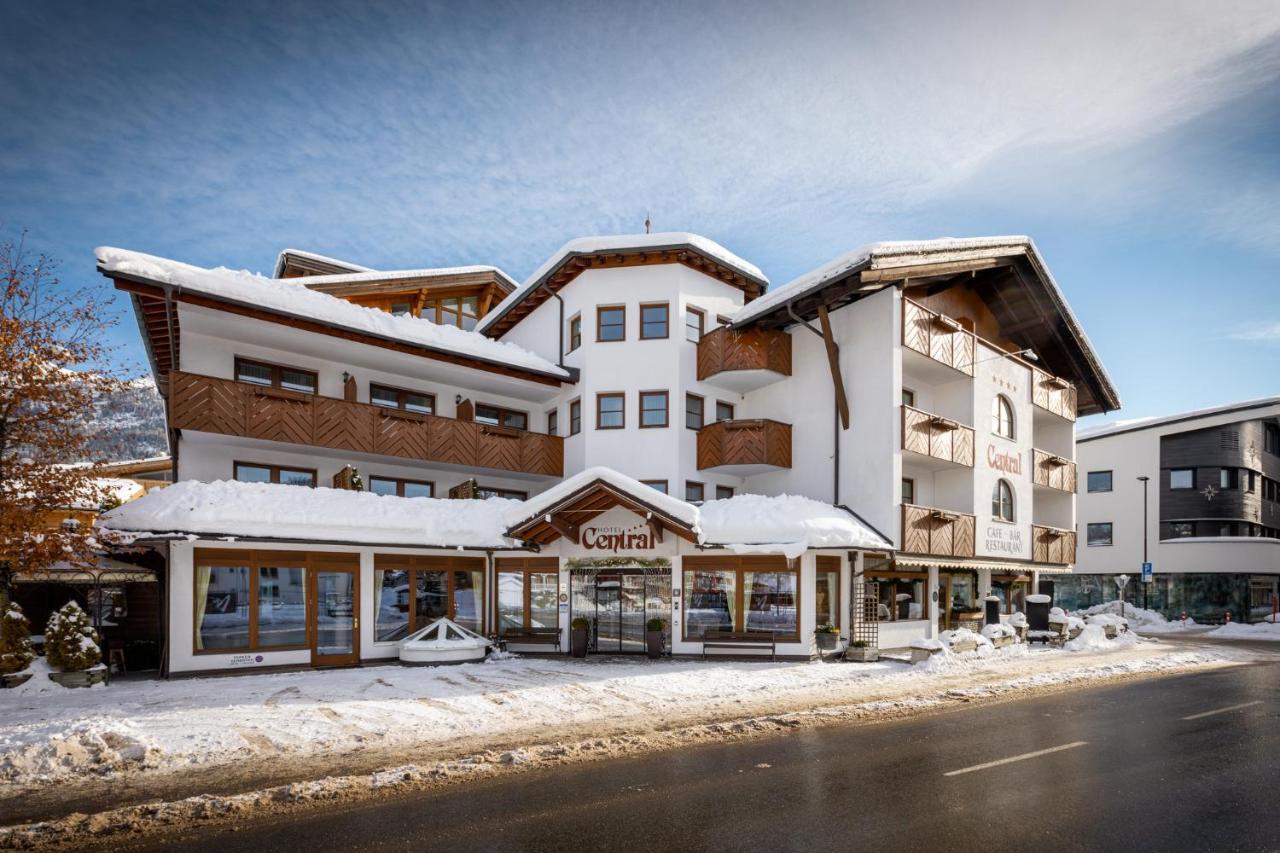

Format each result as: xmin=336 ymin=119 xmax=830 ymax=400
xmin=169 ymin=371 xmax=563 ymax=478
xmin=1032 ymin=524 xmax=1077 ymax=565
xmin=696 ymin=419 xmax=792 ymax=474
xmin=1032 ymin=448 xmax=1077 ymax=493
xmin=901 ymin=297 xmax=975 ymax=377
xmin=1031 ymin=367 xmax=1077 ymax=422
xmin=900 ymin=504 xmax=976 ymax=558
xmin=696 ymin=327 xmax=791 ymax=393
xmin=901 ymin=405 xmax=975 ymax=467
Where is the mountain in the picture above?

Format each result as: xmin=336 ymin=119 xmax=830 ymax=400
xmin=83 ymin=376 xmax=168 ymax=462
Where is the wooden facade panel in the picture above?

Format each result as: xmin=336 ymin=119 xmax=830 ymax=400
xmin=246 ymin=390 xmax=314 ymax=446
xmin=1032 ymin=525 xmax=1077 ymax=564
xmin=375 ymin=412 xmax=433 ymax=460
xmin=1031 ymin=367 xmax=1077 ymax=422
xmin=314 ymin=397 xmax=375 ymax=454
xmin=696 ymin=327 xmax=792 ymax=381
xmin=1032 ymin=448 xmax=1078 ymax=493
xmin=900 ymin=504 xmax=977 ymax=558
xmin=696 ymin=419 xmax=792 ymax=471
xmin=477 ymin=427 xmax=524 ymax=473
xmin=171 ymin=370 xmax=244 ymax=436
xmin=902 ymin=298 xmax=975 ymax=376
xmin=901 ymin=406 xmax=976 ymax=468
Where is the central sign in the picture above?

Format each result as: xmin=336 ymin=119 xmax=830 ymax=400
xmin=986 ymin=445 xmax=1023 ymax=476
xmin=582 ymin=523 xmax=657 ymax=553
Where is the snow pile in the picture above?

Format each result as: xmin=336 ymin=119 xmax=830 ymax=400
xmin=1008 ymin=612 xmax=1028 ymax=628
xmin=95 ymin=247 xmax=565 ymax=378
xmin=981 ymin=623 xmax=1016 ymax=641
xmin=1073 ymin=601 xmax=1200 ymax=635
xmin=910 ymin=638 xmax=943 ymax=651
xmin=0 ymin=711 xmax=161 ymax=782
xmin=1065 ymin=624 xmax=1138 ymax=652
xmin=98 ymin=480 xmax=521 ymax=547
xmin=1084 ymin=613 xmax=1128 ymax=630
xmin=1048 ymin=607 xmax=1085 ymax=634
xmin=1026 ymin=593 xmax=1051 ymax=604
xmin=1208 ymin=620 xmax=1280 ymax=641
xmin=697 ymin=493 xmax=891 ymax=557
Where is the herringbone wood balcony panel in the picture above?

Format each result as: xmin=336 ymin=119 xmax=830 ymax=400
xmin=696 ymin=419 xmax=791 ymax=470
xmin=696 ymin=327 xmax=792 ymax=380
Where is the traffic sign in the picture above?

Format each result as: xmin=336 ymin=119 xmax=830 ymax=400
xmin=1141 ymin=562 xmax=1153 ymax=583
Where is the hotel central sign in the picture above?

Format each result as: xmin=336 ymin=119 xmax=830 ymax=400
xmin=582 ymin=523 xmax=657 ymax=553
xmin=987 ymin=445 xmax=1023 ymax=476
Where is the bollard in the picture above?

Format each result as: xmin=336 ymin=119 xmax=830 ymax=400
xmin=1226 ymin=611 xmax=1232 ymax=623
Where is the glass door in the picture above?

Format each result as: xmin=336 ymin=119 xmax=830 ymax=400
xmin=312 ymin=566 xmax=359 ymax=667
xmin=620 ymin=574 xmax=647 ymax=653
xmin=570 ymin=569 xmax=673 ymax=654
xmin=594 ymin=573 xmax=622 ymax=653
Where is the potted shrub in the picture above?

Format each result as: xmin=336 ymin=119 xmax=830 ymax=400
xmin=845 ymin=638 xmax=879 ymax=663
xmin=645 ymin=617 xmax=665 ymax=659
xmin=45 ymin=601 xmax=107 ymax=687
xmin=570 ymin=617 xmax=590 ymax=658
xmin=0 ymin=602 xmax=36 ymax=688
xmin=815 ymin=623 xmax=840 ymax=652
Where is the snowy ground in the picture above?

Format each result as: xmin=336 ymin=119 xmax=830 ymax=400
xmin=1073 ymin=601 xmax=1280 ymax=640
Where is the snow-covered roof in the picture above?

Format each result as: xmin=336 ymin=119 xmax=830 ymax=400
xmin=96 ymin=247 xmax=567 ymax=380
xmin=1077 ymin=396 xmax=1280 ymax=442
xmin=502 ymin=466 xmax=701 ymax=533
xmin=698 ymin=493 xmax=892 ymax=557
xmin=97 ymin=480 xmax=522 ymax=548
xmin=285 ymin=264 xmax=520 ymax=291
xmin=65 ymin=477 xmax=147 ymax=510
xmin=273 ymin=249 xmax=372 ymax=278
xmin=477 ymin=232 xmax=767 ymax=335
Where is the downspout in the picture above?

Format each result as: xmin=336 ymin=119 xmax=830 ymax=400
xmin=160 ymin=540 xmax=171 ymax=679
xmin=786 ymin=301 xmax=840 ymax=504
xmin=538 ymin=279 xmax=568 ymax=371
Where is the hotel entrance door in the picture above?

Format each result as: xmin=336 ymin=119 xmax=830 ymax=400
xmin=571 ymin=569 xmax=671 ymax=654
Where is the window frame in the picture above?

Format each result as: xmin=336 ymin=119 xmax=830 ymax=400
xmin=233 ymin=461 xmax=317 ymax=488
xmin=685 ymin=305 xmax=705 ymax=343
xmin=234 ymin=356 xmax=318 ymax=395
xmin=685 ymin=480 xmax=705 ymax=502
xmin=901 ymin=388 xmax=916 ymax=408
xmin=192 ymin=549 xmax=322 ymax=655
xmin=638 ymin=390 xmax=669 ymax=429
xmin=475 ymin=485 xmax=529 ymax=500
xmin=569 ymin=399 xmax=582 ymax=436
xmin=715 ymin=485 xmax=735 ymax=500
xmin=372 ymin=554 xmax=488 ymax=641
xmin=568 ymin=313 xmax=582 ymax=353
xmin=685 ymin=393 xmax=704 ymax=431
xmin=546 ymin=408 xmax=558 ymax=437
xmin=991 ymin=394 xmax=1015 ymax=440
xmin=596 ymin=392 xmax=625 ymax=430
xmin=596 ymin=304 xmax=626 ymax=342
xmin=641 ymin=480 xmax=669 ymax=494
xmin=367 ymin=476 xmax=435 ymax=498
xmin=369 ymin=382 xmax=436 ymax=415
xmin=1170 ymin=468 xmax=1195 ymax=490
xmin=992 ymin=478 xmax=1015 ymax=522
xmin=815 ymin=556 xmax=841 ymax=629
xmin=474 ymin=403 xmax=529 ymax=431
xmin=715 ymin=400 xmax=736 ymax=422
xmin=639 ymin=301 xmax=670 ymax=340
xmin=495 ymin=558 xmax=560 ymax=637
xmin=1086 ymin=470 xmax=1113 ymax=493
xmin=1086 ymin=522 xmax=1114 ymax=547
xmin=901 ymin=477 xmax=916 ymax=506
xmin=866 ymin=569 xmax=931 ymax=622
xmin=681 ymin=555 xmax=800 ymax=642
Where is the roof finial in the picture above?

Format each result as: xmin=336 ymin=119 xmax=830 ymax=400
xmin=644 ymin=212 xmax=651 ymax=234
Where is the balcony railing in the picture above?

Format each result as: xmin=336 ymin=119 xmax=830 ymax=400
xmin=169 ymin=371 xmax=563 ymax=477
xmin=901 ymin=297 xmax=975 ymax=376
xmin=901 ymin=405 xmax=975 ymax=467
xmin=1032 ymin=524 xmax=1077 ymax=565
xmin=900 ymin=503 xmax=976 ymax=558
xmin=1031 ymin=367 xmax=1077 ymax=422
xmin=1032 ymin=448 xmax=1077 ymax=493
xmin=696 ymin=419 xmax=792 ymax=471
xmin=696 ymin=327 xmax=791 ymax=390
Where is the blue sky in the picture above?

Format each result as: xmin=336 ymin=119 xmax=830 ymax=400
xmin=2 ymin=0 xmax=1278 ymax=428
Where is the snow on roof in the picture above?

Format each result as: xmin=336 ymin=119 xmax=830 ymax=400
xmin=1076 ymin=396 xmax=1280 ymax=441
xmin=503 ymin=466 xmax=701 ymax=532
xmin=732 ymin=236 xmax=1032 ymax=326
xmin=697 ymin=493 xmax=892 ymax=558
xmin=96 ymin=247 xmax=567 ymax=379
xmin=477 ymin=232 xmax=767 ymax=334
xmin=97 ymin=480 xmax=521 ymax=548
xmin=283 ymin=264 xmax=520 ymax=291
xmin=273 ymin=249 xmax=373 ymax=278
xmin=66 ymin=477 xmax=146 ymax=510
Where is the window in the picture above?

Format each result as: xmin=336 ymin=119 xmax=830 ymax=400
xmin=374 ymin=556 xmax=486 ymax=638
xmin=568 ymin=314 xmax=582 ymax=352
xmin=1170 ymin=468 xmax=1195 ymax=489
xmin=426 ymin=296 xmax=480 ymax=330
xmin=1219 ymin=468 xmax=1239 ymax=489
xmin=1169 ymin=521 xmax=1195 ymax=538
xmin=569 ymin=399 xmax=582 ymax=436
xmin=1086 ymin=522 xmax=1113 ymax=546
xmin=194 ymin=551 xmax=309 ymax=652
xmin=869 ymin=570 xmax=928 ymax=621
xmin=685 ymin=394 xmax=704 ymax=430
xmin=496 ymin=560 xmax=558 ymax=636
xmin=686 ymin=306 xmax=705 ymax=343
xmin=370 ymin=383 xmax=435 ymax=414
xmin=475 ymin=404 xmax=528 ymax=431
xmin=992 ymin=479 xmax=1014 ymax=522
xmin=597 ymin=305 xmax=626 ymax=342
xmin=546 ymin=409 xmax=558 ymax=437
xmin=368 ymin=476 xmax=434 ymax=498
xmin=815 ymin=557 xmax=840 ymax=628
xmin=640 ymin=302 xmax=669 ymax=339
xmin=1266 ymin=424 xmax=1280 ymax=455
xmin=991 ymin=394 xmax=1015 ymax=439
xmin=234 ymin=357 xmax=317 ymax=394
xmin=901 ymin=478 xmax=915 ymax=505
xmin=1087 ymin=470 xmax=1113 ymax=493
xmin=715 ymin=400 xmax=735 ymax=422
xmin=234 ymin=462 xmax=316 ymax=488
xmin=901 ymin=388 xmax=916 ymax=408
xmin=641 ymin=480 xmax=669 ymax=494
xmin=682 ymin=556 xmax=798 ymax=640
xmin=639 ymin=391 xmax=669 ymax=428
xmin=716 ymin=485 xmax=735 ymax=500
xmin=476 ymin=485 xmax=529 ymax=500
xmin=685 ymin=481 xmax=705 ymax=502
xmin=597 ymin=393 xmax=625 ymax=429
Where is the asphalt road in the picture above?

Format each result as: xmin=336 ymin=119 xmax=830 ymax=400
xmin=117 ymin=653 xmax=1280 ymax=853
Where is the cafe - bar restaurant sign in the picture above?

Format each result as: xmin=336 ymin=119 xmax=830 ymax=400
xmin=583 ymin=523 xmax=658 ymax=552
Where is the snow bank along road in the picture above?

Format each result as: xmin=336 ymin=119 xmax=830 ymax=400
xmin=0 ymin=638 xmax=1247 ymax=844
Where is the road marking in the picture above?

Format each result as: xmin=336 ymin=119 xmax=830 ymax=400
xmin=1181 ymin=700 xmax=1262 ymax=721
xmin=943 ymin=741 xmax=1088 ymax=777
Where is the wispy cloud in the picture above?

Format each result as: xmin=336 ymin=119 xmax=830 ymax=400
xmin=1229 ymin=321 xmax=1280 ymax=342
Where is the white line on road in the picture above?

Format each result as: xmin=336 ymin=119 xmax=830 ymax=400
xmin=1181 ymin=700 xmax=1263 ymax=721
xmin=943 ymin=741 xmax=1088 ymax=777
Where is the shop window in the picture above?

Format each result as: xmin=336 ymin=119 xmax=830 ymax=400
xmin=682 ymin=557 xmax=798 ymax=640
xmin=194 ymin=552 xmax=307 ymax=652
xmin=992 ymin=394 xmax=1015 ymax=439
xmin=374 ymin=557 xmax=486 ymax=638
xmin=597 ymin=305 xmax=626 ymax=341
xmin=869 ymin=571 xmax=928 ymax=621
xmin=992 ymin=479 xmax=1014 ymax=522
xmin=1170 ymin=469 xmax=1195 ymax=489
xmin=497 ymin=564 xmax=558 ymax=635
xmin=686 ymin=306 xmax=705 ymax=343
xmin=368 ymin=476 xmax=433 ymax=498
xmin=256 ymin=566 xmax=307 ymax=647
xmin=234 ymin=357 xmax=317 ymax=394
xmin=685 ymin=394 xmax=704 ymax=430
xmin=1087 ymin=470 xmax=1113 ymax=492
xmin=597 ymin=393 xmax=625 ymax=429
xmin=475 ymin=404 xmax=528 ymax=431
xmin=639 ymin=391 xmax=669 ymax=428
xmin=683 ymin=569 xmax=736 ymax=639
xmin=640 ymin=302 xmax=669 ymax=339
xmin=1087 ymin=522 xmax=1113 ymax=546
xmin=234 ymin=462 xmax=316 ymax=488
xmin=815 ymin=559 xmax=840 ymax=628
xmin=370 ymin=383 xmax=435 ymax=414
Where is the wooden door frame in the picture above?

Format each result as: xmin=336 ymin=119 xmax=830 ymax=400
xmin=310 ymin=563 xmax=360 ymax=667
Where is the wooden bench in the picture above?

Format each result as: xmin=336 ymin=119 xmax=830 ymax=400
xmin=701 ymin=630 xmax=777 ymax=660
xmin=498 ymin=627 xmax=561 ymax=652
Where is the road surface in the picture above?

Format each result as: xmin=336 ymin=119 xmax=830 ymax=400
xmin=113 ymin=651 xmax=1279 ymax=852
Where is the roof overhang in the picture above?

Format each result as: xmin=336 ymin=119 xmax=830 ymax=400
xmin=504 ymin=478 xmax=699 ymax=546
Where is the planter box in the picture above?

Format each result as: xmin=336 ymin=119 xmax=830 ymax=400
xmin=645 ymin=630 xmax=663 ymax=659
xmin=845 ymin=646 xmax=879 ymax=662
xmin=48 ymin=667 xmax=108 ymax=688
xmin=910 ymin=646 xmax=941 ymax=664
xmin=570 ymin=628 xmax=588 ymax=658
xmin=815 ymin=632 xmax=840 ymax=652
xmin=990 ymin=635 xmax=1014 ymax=649
xmin=951 ymin=639 xmax=978 ymax=654
xmin=0 ymin=671 xmax=34 ymax=689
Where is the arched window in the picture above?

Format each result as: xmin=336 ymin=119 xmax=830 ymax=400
xmin=992 ymin=479 xmax=1015 ymax=522
xmin=992 ymin=394 xmax=1015 ymax=439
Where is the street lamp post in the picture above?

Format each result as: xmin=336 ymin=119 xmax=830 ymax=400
xmin=1137 ymin=475 xmax=1150 ymax=610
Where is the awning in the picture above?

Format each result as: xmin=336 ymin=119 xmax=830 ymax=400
xmin=895 ymin=554 xmax=1073 ymax=574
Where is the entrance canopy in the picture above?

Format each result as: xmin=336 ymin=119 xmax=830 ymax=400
xmin=504 ymin=467 xmax=699 ymax=546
